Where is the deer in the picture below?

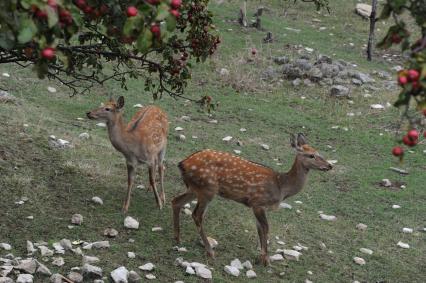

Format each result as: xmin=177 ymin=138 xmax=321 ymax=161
xmin=172 ymin=133 xmax=332 ymax=266
xmin=87 ymin=96 xmax=169 ymax=213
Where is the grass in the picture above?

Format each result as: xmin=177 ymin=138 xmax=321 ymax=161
xmin=1 ymin=0 xmax=425 ymax=282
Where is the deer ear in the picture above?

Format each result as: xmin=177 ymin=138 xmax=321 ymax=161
xmin=297 ymin=133 xmax=307 ymax=146
xmin=117 ymin=96 xmax=125 ymax=109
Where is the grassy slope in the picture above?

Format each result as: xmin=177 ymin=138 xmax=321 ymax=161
xmin=1 ymin=1 xmax=425 ymax=282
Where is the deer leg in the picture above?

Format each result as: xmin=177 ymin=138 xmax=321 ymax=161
xmin=148 ymin=165 xmax=162 ymax=209
xmin=192 ymin=195 xmax=214 ymax=258
xmin=122 ymin=164 xmax=136 ymax=213
xmin=158 ymin=161 xmax=166 ymax=206
xmin=171 ymin=190 xmax=196 ymax=244
xmin=253 ymin=207 xmax=269 ymax=266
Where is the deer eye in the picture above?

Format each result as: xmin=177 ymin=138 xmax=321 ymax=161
xmin=309 ymin=154 xmax=315 ymax=159
xmin=105 ymin=108 xmax=111 ymax=111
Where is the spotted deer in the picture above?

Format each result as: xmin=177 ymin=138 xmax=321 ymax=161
xmin=172 ymin=133 xmax=332 ymax=265
xmin=87 ymin=96 xmax=169 ymax=212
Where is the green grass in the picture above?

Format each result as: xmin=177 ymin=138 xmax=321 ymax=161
xmin=1 ymin=1 xmax=425 ymax=282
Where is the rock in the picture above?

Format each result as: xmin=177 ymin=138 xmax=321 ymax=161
xmin=2 ymin=72 xmax=10 ymax=77
xmin=307 ymin=67 xmax=323 ymax=81
xmin=16 ymin=258 xmax=37 ymax=274
xmin=402 ymin=227 xmax=413 ymax=234
xmin=111 ymin=266 xmax=129 ymax=283
xmin=371 ymin=104 xmax=385 ymax=110
xmin=78 ymin=132 xmax=90 ymax=139
xmin=96 ymin=122 xmax=106 ymax=128
xmin=0 ymin=243 xmax=12 ymax=251
xmin=93 ymin=280 xmax=104 ymax=283
xmin=133 ymin=104 xmax=143 ymax=108
xmin=279 ymin=202 xmax=292 ymax=209
xmin=352 ymin=79 xmax=362 ymax=86
xmin=261 ymin=144 xmax=270 ymax=150
xmin=48 ymin=136 xmax=72 ymax=149
xmin=381 ymin=179 xmax=392 ymax=187
xmin=195 ymin=266 xmax=212 ymax=279
xmin=67 ymin=272 xmax=83 ymax=282
xmin=0 ymin=91 xmax=16 ymax=103
xmin=0 ymin=266 xmax=13 ymax=277
xmin=230 ymin=259 xmax=243 ymax=270
xmin=353 ymin=257 xmax=366 ymax=265
xmin=177 ymin=247 xmax=187 ymax=252
xmin=104 ymin=228 xmax=118 ymax=237
xmin=282 ymin=249 xmax=301 ymax=261
xmin=330 ymin=85 xmax=350 ymax=97
xmin=224 ymin=265 xmax=240 ymax=277
xmin=0 ymin=277 xmax=13 ymax=283
xmin=139 ymin=263 xmax=155 ymax=271
xmin=262 ymin=66 xmax=279 ymax=80
xmin=91 ymin=196 xmax=103 ymax=205
xmin=185 ymin=266 xmax=195 ymax=275
xmin=52 ymin=242 xmax=65 ymax=254
xmin=83 ymin=241 xmax=110 ymax=250
xmin=397 ymin=241 xmax=410 ymax=249
xmin=392 ymin=204 xmax=401 ymax=209
xmin=59 ymin=239 xmax=72 ymax=250
xmin=49 ymin=274 xmax=63 ymax=283
xmin=27 ymin=241 xmax=36 ymax=254
xmin=39 ymin=246 xmax=54 ymax=257
xmin=52 ymin=257 xmax=64 ymax=267
xmin=219 ymin=68 xmax=230 ymax=76
xmin=183 ymin=208 xmax=192 ymax=215
xmin=145 ymin=274 xmax=156 ymax=280
xmin=47 ymin=86 xmax=57 ymax=93
xmin=316 ymin=55 xmax=332 ymax=64
xmin=318 ymin=63 xmax=340 ymax=78
xmin=72 ymin=247 xmax=82 ymax=255
xmin=71 ymin=214 xmax=83 ymax=225
xmin=128 ymin=252 xmax=136 ymax=258
xmin=273 ymin=56 xmax=290 ymax=65
xmin=222 ymin=136 xmax=233 ymax=142
xmin=151 ymin=226 xmax=163 ymax=232
xmin=36 ymin=262 xmax=52 ymax=276
xmin=82 ymin=264 xmax=103 ymax=279
xmin=294 ymin=59 xmax=312 ymax=71
xmin=320 ymin=214 xmax=337 ymax=221
xmin=292 ymin=78 xmax=302 ymax=87
xmin=242 ymin=260 xmax=252 ymax=270
xmin=360 ymin=248 xmax=373 ymax=255
xmin=128 ymin=270 xmax=142 ymax=282
xmin=355 ymin=4 xmax=372 ymax=18
xmin=282 ymin=64 xmax=303 ymax=79
xmin=246 ymin=270 xmax=257 ymax=278
xmin=270 ymin=254 xmax=284 ymax=262
xmin=233 ymin=149 xmax=242 ymax=154
xmin=175 ymin=126 xmax=184 ymax=131
xmin=16 ymin=274 xmax=33 ymax=283
xmin=82 ymin=255 xmax=100 ymax=265
xmin=178 ymin=134 xmax=186 ymax=141
xmin=353 ymin=72 xmax=375 ymax=83
xmin=356 ymin=223 xmax=368 ymax=231
xmin=124 ymin=216 xmax=139 ymax=229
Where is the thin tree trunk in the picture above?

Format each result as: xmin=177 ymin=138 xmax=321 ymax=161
xmin=238 ymin=0 xmax=248 ymax=27
xmin=367 ymin=0 xmax=378 ymax=61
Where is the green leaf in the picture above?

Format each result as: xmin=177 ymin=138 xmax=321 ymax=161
xmin=123 ymin=17 xmax=143 ymax=36
xmin=17 ymin=19 xmax=37 ymax=44
xmin=155 ymin=3 xmax=170 ymax=21
xmin=165 ymin=14 xmax=176 ymax=32
xmin=393 ymin=91 xmax=410 ymax=107
xmin=136 ymin=29 xmax=153 ymax=53
xmin=47 ymin=6 xmax=58 ymax=28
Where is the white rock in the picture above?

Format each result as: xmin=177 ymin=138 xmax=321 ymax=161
xmin=305 ymin=47 xmax=314 ymax=52
xmin=47 ymin=86 xmax=57 ymax=93
xmin=184 ymin=203 xmax=190 ymax=209
xmin=82 ymin=264 xmax=103 ymax=278
xmin=186 ymin=266 xmax=195 ymax=275
xmin=111 ymin=266 xmax=129 ymax=283
xmin=136 ymin=184 xmax=145 ymax=189
xmin=76 ymin=117 xmax=84 ymax=121
xmin=71 ymin=214 xmax=83 ymax=225
xmin=260 ymin=144 xmax=270 ymax=150
xmin=26 ymin=215 xmax=34 ymax=220
xmin=381 ymin=179 xmax=392 ymax=187
xmin=240 ymin=128 xmax=247 ymax=132
xmin=82 ymin=255 xmax=100 ymax=265
xmin=127 ymin=252 xmax=136 ymax=258
xmin=279 ymin=202 xmax=292 ymax=209
xmin=355 ymin=3 xmax=372 ymax=18
xmin=16 ymin=274 xmax=33 ymax=283
xmin=183 ymin=208 xmax=192 ymax=215
xmin=392 ymin=205 xmax=401 ymax=209
xmin=360 ymin=248 xmax=373 ymax=255
xmin=195 ymin=266 xmax=212 ymax=279
xmin=190 ymin=262 xmax=206 ymax=268
xmin=294 ymin=201 xmax=303 ymax=204
xmin=246 ymin=270 xmax=257 ymax=278
xmin=209 ymin=119 xmax=218 ymax=124
xmin=128 ymin=270 xmax=141 ymax=282
xmin=96 ymin=122 xmax=106 ymax=128
xmin=79 ymin=132 xmax=90 ymax=139
xmin=0 ymin=243 xmax=11 ymax=251
xmin=220 ymin=68 xmax=230 ymax=76
xmin=356 ymin=223 xmax=367 ymax=231
xmin=307 ymin=271 xmax=313 ymax=275
xmin=277 ymin=241 xmax=285 ymax=245
xmin=15 ymin=258 xmax=37 ymax=274
xmin=179 ymin=134 xmax=186 ymax=141
xmin=353 ymin=257 xmax=366 ymax=265
xmin=39 ymin=246 xmax=54 ymax=256
xmin=397 ymin=241 xmax=410 ymax=249
xmin=177 ymin=247 xmax=187 ymax=252
xmin=139 ymin=263 xmax=155 ymax=271
xmin=270 ymin=254 xmax=284 ymax=262
xmin=52 ymin=257 xmax=65 ymax=266
xmin=402 ymin=227 xmax=413 ymax=234
xmin=297 ymin=243 xmax=308 ymax=250
xmin=242 ymin=260 xmax=252 ymax=270
xmin=59 ymin=239 xmax=72 ymax=250
xmin=133 ymin=104 xmax=143 ymax=108
xmin=52 ymin=242 xmax=65 ymax=254
xmin=175 ymin=126 xmax=184 ymax=131
xmin=293 ymin=245 xmax=303 ymax=251
xmin=151 ymin=226 xmax=163 ymax=232
xmin=319 ymin=214 xmax=337 ymax=221
xmin=233 ymin=150 xmax=241 ymax=154
xmin=36 ymin=262 xmax=52 ymax=276
xmin=91 ymin=196 xmax=103 ymax=205
xmin=282 ymin=249 xmax=301 ymax=261
xmin=224 ymin=265 xmax=240 ymax=277
xmin=2 ymin=73 xmax=10 ymax=77
xmin=327 ymin=160 xmax=338 ymax=165
xmin=67 ymin=271 xmax=83 ymax=283
xmin=124 ymin=216 xmax=139 ymax=229
xmin=230 ymin=258 xmax=243 ymax=270
xmin=145 ymin=274 xmax=156 ymax=280
xmin=27 ymin=241 xmax=36 ymax=254
xmin=222 ymin=136 xmax=233 ymax=142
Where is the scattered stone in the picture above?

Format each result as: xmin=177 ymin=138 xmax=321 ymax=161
xmin=274 ymin=56 xmax=290 ymax=65
xmin=27 ymin=241 xmax=36 ymax=254
xmin=128 ymin=252 xmax=136 ymax=258
xmin=307 ymin=271 xmax=313 ymax=275
xmin=356 ymin=223 xmax=367 ymax=231
xmin=16 ymin=258 xmax=37 ymax=274
xmin=397 ymin=241 xmax=410 ymax=249
xmin=330 ymin=85 xmax=350 ymax=97
xmin=0 ymin=243 xmax=11 ymax=251
xmin=222 ymin=136 xmax=233 ymax=142
xmin=381 ymin=179 xmax=392 ymax=187
xmin=82 ymin=255 xmax=100 ymax=265
xmin=219 ymin=68 xmax=230 ymax=76
xmin=177 ymin=247 xmax=187 ymax=252
xmin=71 ymin=214 xmax=83 ymax=225
xmin=234 ymin=149 xmax=241 ymax=154
xmin=151 ymin=227 xmax=163 ymax=232
xmin=128 ymin=270 xmax=142 ymax=282
xmin=230 ymin=259 xmax=243 ymax=270
xmin=0 ymin=91 xmax=16 ymax=103
xmin=2 ymin=73 xmax=10 ymax=77
xmin=124 ymin=216 xmax=139 ymax=229
xmin=195 ymin=265 xmax=212 ymax=279
xmin=292 ymin=78 xmax=302 ymax=87
xmin=179 ymin=134 xmax=186 ymax=141
xmin=224 ymin=265 xmax=240 ymax=277
xmin=82 ymin=264 xmax=103 ymax=279
xmin=370 ymin=104 xmax=385 ymax=110
xmin=186 ymin=266 xmax=195 ymax=275
xmin=392 ymin=204 xmax=401 ymax=209
xmin=52 ymin=242 xmax=65 ymax=254
xmin=39 ymin=246 xmax=54 ymax=257
xmin=16 ymin=274 xmax=33 ymax=283
xmin=261 ymin=144 xmax=270 ymax=150
xmin=111 ymin=266 xmax=129 ymax=283
xmin=360 ymin=248 xmax=373 ymax=255
xmin=183 ymin=208 xmax=192 ymax=215
xmin=139 ymin=263 xmax=155 ymax=271
xmin=175 ymin=126 xmax=184 ymax=131
xmin=79 ymin=132 xmax=90 ymax=139
xmin=319 ymin=214 xmax=337 ymax=221
xmin=59 ymin=239 xmax=72 ymax=250
xmin=104 ymin=228 xmax=119 ymax=237
xmin=279 ymin=202 xmax=292 ymax=209
xmin=242 ymin=260 xmax=252 ymax=270
xmin=282 ymin=249 xmax=301 ymax=261
xmin=353 ymin=257 xmax=366 ymax=265
xmin=245 ymin=270 xmax=257 ymax=279
xmin=145 ymin=274 xmax=156 ymax=280
xmin=0 ymin=277 xmax=13 ymax=283
xmin=47 ymin=86 xmax=57 ymax=93
xmin=52 ymin=257 xmax=65 ymax=267
xmin=68 ymin=271 xmax=83 ymax=283
xmin=91 ymin=196 xmax=103 ymax=205
xmin=402 ymin=228 xmax=413 ymax=234
xmin=49 ymin=274 xmax=63 ymax=283
xmin=270 ymin=254 xmax=284 ymax=262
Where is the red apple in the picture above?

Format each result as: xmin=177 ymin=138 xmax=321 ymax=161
xmin=75 ymin=0 xmax=86 ymax=9
xmin=151 ymin=24 xmax=161 ymax=38
xmin=392 ymin=146 xmax=404 ymax=157
xmin=402 ymin=135 xmax=416 ymax=147
xmin=407 ymin=69 xmax=420 ymax=81
xmin=170 ymin=9 xmax=180 ymax=18
xmin=407 ymin=129 xmax=419 ymax=141
xmin=398 ymin=76 xmax=408 ymax=85
xmin=171 ymin=0 xmax=182 ymax=9
xmin=126 ymin=6 xmax=138 ymax=17
xmin=83 ymin=5 xmax=93 ymax=14
xmin=35 ymin=9 xmax=48 ymax=19
xmin=41 ymin=47 xmax=55 ymax=60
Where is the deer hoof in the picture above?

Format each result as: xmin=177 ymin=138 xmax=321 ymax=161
xmin=207 ymin=250 xmax=215 ymax=259
xmin=260 ymin=255 xmax=270 ymax=266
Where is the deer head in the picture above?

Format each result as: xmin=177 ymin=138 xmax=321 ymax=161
xmin=290 ymin=133 xmax=332 ymax=171
xmin=86 ymin=96 xmax=125 ymax=121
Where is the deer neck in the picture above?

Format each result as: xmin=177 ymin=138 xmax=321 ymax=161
xmin=278 ymin=155 xmax=309 ymax=199
xmin=106 ymin=113 xmax=128 ymax=153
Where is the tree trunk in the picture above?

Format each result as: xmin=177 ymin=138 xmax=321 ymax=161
xmin=238 ymin=0 xmax=248 ymax=27
xmin=367 ymin=0 xmax=378 ymax=61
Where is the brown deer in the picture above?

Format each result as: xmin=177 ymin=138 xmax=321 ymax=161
xmin=87 ymin=96 xmax=169 ymax=213
xmin=172 ymin=133 xmax=332 ymax=265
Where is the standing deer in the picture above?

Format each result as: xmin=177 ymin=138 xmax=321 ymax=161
xmin=87 ymin=96 xmax=169 ymax=212
xmin=172 ymin=133 xmax=332 ymax=265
